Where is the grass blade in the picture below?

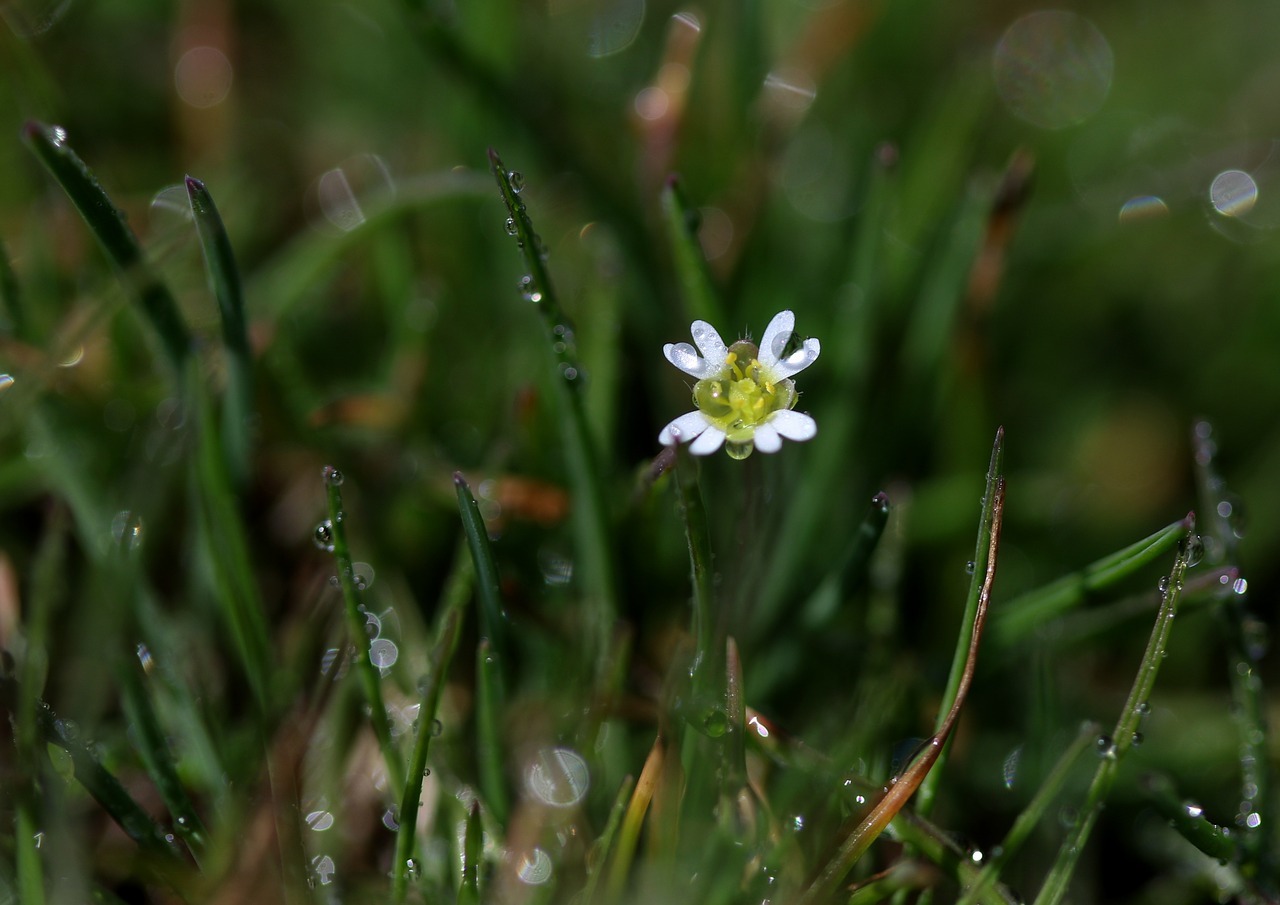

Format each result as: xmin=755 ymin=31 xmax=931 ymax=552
xmin=392 ymin=546 xmax=470 ymax=903
xmin=20 ymin=121 xmax=190 ymax=371
xmin=1032 ymin=517 xmax=1194 ymax=905
xmin=673 ymin=449 xmax=717 ymax=706
xmin=992 ymin=516 xmax=1190 ymax=649
xmin=0 ymin=234 xmax=25 ymax=338
xmin=488 ymin=149 xmax=617 ymax=681
xmin=457 ymin=800 xmax=483 ymax=905
xmin=475 ymin=639 xmax=509 ymax=825
xmin=660 ymin=175 xmax=725 ymax=326
xmin=322 ymin=466 xmax=405 ymax=796
xmin=916 ymin=426 xmax=1004 ymax=814
xmin=581 ymin=773 xmax=636 ymax=905
xmin=185 ymin=176 xmax=254 ymax=488
xmin=453 ymin=472 xmax=507 ymax=667
xmin=607 ymin=735 xmax=666 ymax=902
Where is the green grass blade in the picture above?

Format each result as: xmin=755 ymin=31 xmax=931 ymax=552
xmin=916 ymin=426 xmax=1004 ymax=814
xmin=956 ymin=721 xmax=1099 ymax=905
xmin=673 ymin=450 xmax=717 ymax=708
xmin=118 ymin=656 xmax=208 ymax=860
xmin=453 ymin=472 xmax=507 ymax=666
xmin=1143 ymin=773 xmax=1238 ymax=864
xmin=322 ymin=466 xmax=405 ymax=796
xmin=190 ymin=376 xmax=272 ymax=712
xmin=992 ymin=516 xmax=1190 ymax=650
xmin=488 ymin=149 xmax=617 ymax=681
xmin=392 ymin=548 xmax=469 ymax=903
xmin=796 ymin=491 xmax=892 ymax=633
xmin=887 ymin=811 xmax=1018 ymax=905
xmin=185 ymin=176 xmax=253 ymax=488
xmin=660 ymin=175 xmax=725 ymax=326
xmin=15 ymin=801 xmax=44 ymax=905
xmin=20 ymin=121 xmax=190 ymax=371
xmin=475 ymin=639 xmax=509 ymax=825
xmin=1033 ymin=517 xmax=1194 ymax=905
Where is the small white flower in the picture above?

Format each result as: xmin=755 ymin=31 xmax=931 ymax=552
xmin=659 ymin=310 xmax=820 ymax=459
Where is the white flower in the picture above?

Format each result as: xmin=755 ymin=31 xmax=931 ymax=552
xmin=658 ymin=310 xmax=820 ymax=459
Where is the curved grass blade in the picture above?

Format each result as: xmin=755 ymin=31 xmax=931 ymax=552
xmin=916 ymin=426 xmax=1003 ymax=814
xmin=392 ymin=543 xmax=470 ymax=903
xmin=796 ymin=491 xmax=891 ymax=633
xmin=1144 ymin=773 xmax=1238 ymax=864
xmin=20 ymin=121 xmax=190 ymax=371
xmin=799 ymin=469 xmax=1005 ymax=904
xmin=606 ymin=735 xmax=666 ymax=902
xmin=992 ymin=516 xmax=1189 ymax=650
xmin=453 ymin=472 xmax=506 ymax=667
xmin=956 ymin=721 xmax=1100 ymax=905
xmin=488 ymin=149 xmax=617 ymax=681
xmin=185 ymin=176 xmax=253 ymax=487
xmin=1032 ymin=517 xmax=1194 ymax=905
xmin=322 ymin=467 xmax=405 ymax=796
xmin=660 ymin=175 xmax=725 ymax=326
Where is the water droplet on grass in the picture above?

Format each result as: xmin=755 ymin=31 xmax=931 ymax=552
xmin=508 ymin=171 xmax=524 ymax=193
xmin=323 ymin=466 xmax=344 ymax=486
xmin=1187 ymin=535 xmax=1205 ymax=566
xmin=1184 ymin=801 xmax=1204 ymax=819
xmin=431 ymin=718 xmax=443 ymax=737
xmin=505 ymin=217 xmax=518 ymax=236
xmin=313 ymin=520 xmax=335 ymax=551
xmin=965 ymin=560 xmax=976 ymax=574
xmin=1095 ymin=734 xmax=1116 ymax=758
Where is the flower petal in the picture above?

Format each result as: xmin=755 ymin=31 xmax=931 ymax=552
xmin=753 ymin=422 xmax=782 ymax=453
xmin=689 ymin=425 xmax=727 ymax=455
xmin=759 ymin=310 xmax=795 ymax=366
xmin=663 ymin=342 xmax=712 ymax=377
xmin=769 ymin=409 xmax=817 ymax=442
xmin=689 ymin=320 xmax=728 ymax=367
xmin=759 ymin=310 xmax=820 ymax=379
xmin=659 ymin=410 xmax=711 ymax=446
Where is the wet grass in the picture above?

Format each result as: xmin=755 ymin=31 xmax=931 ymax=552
xmin=0 ymin=1 xmax=1277 ymax=903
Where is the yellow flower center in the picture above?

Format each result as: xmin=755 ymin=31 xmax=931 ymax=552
xmin=692 ymin=341 xmax=797 ymax=459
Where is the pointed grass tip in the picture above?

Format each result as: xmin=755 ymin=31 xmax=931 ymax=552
xmin=453 ymin=470 xmax=469 ymax=488
xmin=184 ymin=175 xmax=205 ymax=194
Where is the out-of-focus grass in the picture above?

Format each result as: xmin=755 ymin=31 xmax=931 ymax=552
xmin=0 ymin=1 xmax=1277 ymax=902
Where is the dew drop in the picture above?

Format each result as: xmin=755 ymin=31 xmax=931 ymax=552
xmin=505 ymin=217 xmax=518 ymax=236
xmin=1095 ymin=734 xmax=1116 ymax=758
xmin=1131 ymin=731 xmax=1144 ymax=746
xmin=1184 ymin=801 xmax=1205 ymax=819
xmin=702 ymin=709 xmax=729 ymax=737
xmin=1136 ymin=701 xmax=1151 ymax=716
xmin=965 ymin=560 xmax=976 ymax=575
xmin=560 ymin=363 xmax=579 ymax=381
xmin=1157 ymin=576 xmax=1170 ymax=595
xmin=431 ymin=719 xmax=444 ymax=737
xmin=352 ymin=561 xmax=376 ymax=591
xmin=726 ymin=439 xmax=753 ymax=460
xmin=313 ymin=520 xmax=335 ymax=552
xmin=49 ymin=125 xmax=68 ymax=147
xmin=508 ymin=171 xmax=525 ymax=193
xmin=1187 ymin=535 xmax=1205 ymax=567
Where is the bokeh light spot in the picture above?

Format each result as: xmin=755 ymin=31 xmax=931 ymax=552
xmin=587 ymin=0 xmax=644 ymax=58
xmin=1209 ymin=169 xmax=1258 ymax=217
xmin=993 ymin=11 xmax=1114 ymax=129
xmin=1118 ymin=195 xmax=1169 ymax=223
xmin=525 ymin=747 xmax=589 ymax=807
xmin=174 ymin=46 xmax=233 ymax=109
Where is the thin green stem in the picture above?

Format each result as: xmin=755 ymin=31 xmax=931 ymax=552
xmin=453 ymin=472 xmax=507 ymax=665
xmin=1033 ymin=517 xmax=1195 ymax=905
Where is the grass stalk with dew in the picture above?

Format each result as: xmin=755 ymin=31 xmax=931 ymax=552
xmin=1033 ymin=517 xmax=1195 ymax=905
xmin=660 ymin=174 xmax=726 ymax=328
xmin=1192 ymin=421 xmax=1274 ymax=891
xmin=320 ymin=465 xmax=406 ymax=796
xmin=488 ymin=149 xmax=619 ymax=685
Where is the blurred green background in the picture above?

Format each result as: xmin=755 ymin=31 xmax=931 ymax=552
xmin=0 ymin=0 xmax=1276 ymax=901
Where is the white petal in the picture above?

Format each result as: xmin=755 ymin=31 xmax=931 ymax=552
xmin=689 ymin=320 xmax=728 ymax=367
xmin=689 ymin=425 xmax=727 ymax=455
xmin=659 ymin=411 xmax=711 ymax=446
xmin=769 ymin=409 xmax=817 ymax=442
xmin=758 ymin=310 xmax=795 ymax=368
xmin=772 ymin=337 xmax=820 ymax=379
xmin=663 ymin=342 xmax=712 ymax=377
xmin=753 ymin=422 xmax=782 ymax=453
